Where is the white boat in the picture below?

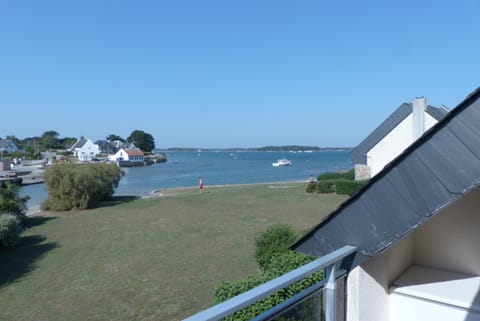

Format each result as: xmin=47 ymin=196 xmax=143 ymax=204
xmin=272 ymin=159 xmax=292 ymax=167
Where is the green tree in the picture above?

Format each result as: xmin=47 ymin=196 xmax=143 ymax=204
xmin=0 ymin=214 xmax=22 ymax=248
xmin=255 ymin=224 xmax=298 ymax=269
xmin=42 ymin=163 xmax=122 ymax=211
xmin=106 ymin=134 xmax=125 ymax=142
xmin=127 ymin=130 xmax=155 ymax=152
xmin=0 ymin=182 xmax=29 ymax=221
xmin=41 ymin=131 xmax=60 ymax=150
xmin=5 ymin=135 xmax=20 ymax=146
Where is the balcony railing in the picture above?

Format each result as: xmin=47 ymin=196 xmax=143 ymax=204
xmin=183 ymin=245 xmax=357 ymax=321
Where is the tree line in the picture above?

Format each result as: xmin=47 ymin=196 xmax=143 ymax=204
xmin=2 ymin=129 xmax=155 ymax=158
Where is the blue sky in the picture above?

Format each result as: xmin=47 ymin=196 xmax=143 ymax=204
xmin=1 ymin=0 xmax=479 ymax=148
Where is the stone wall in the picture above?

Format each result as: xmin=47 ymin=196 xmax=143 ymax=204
xmin=354 ymin=164 xmax=371 ymax=181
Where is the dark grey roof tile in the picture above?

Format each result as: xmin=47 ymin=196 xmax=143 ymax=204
xmin=426 ymin=105 xmax=449 ymax=120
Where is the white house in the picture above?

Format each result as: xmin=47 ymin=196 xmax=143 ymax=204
xmin=294 ymin=86 xmax=480 ymax=321
xmin=69 ymin=137 xmax=100 ymax=161
xmin=108 ymin=148 xmax=144 ymax=164
xmin=351 ymin=98 xmax=448 ymax=180
xmin=0 ymin=139 xmax=19 ymax=154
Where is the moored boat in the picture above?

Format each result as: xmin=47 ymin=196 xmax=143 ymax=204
xmin=272 ymin=159 xmax=292 ymax=167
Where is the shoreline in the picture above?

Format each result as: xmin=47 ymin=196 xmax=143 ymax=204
xmin=148 ymin=179 xmax=308 ymax=196
xmin=26 ymin=179 xmax=310 ymax=216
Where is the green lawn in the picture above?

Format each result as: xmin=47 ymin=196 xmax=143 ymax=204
xmin=0 ymin=183 xmax=347 ymax=321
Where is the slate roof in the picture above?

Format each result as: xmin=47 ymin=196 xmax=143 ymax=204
xmin=70 ymin=138 xmax=87 ymax=150
xmin=95 ymin=140 xmax=115 ymax=153
xmin=293 ymin=87 xmax=480 ymax=269
xmin=0 ymin=139 xmax=15 ymax=150
xmin=351 ymin=103 xmax=449 ymax=164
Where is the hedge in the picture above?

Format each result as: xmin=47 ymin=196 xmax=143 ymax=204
xmin=214 ymin=251 xmax=321 ymax=321
xmin=255 ymin=224 xmax=298 ymax=269
xmin=335 ymin=179 xmax=369 ymax=196
xmin=0 ymin=214 xmax=22 ymax=248
xmin=306 ymin=181 xmax=316 ymax=193
xmin=315 ymin=180 xmax=336 ymax=193
xmin=316 ymin=169 xmax=354 ymax=181
xmin=308 ymin=169 xmax=368 ymax=196
xmin=214 ymin=224 xmax=323 ymax=321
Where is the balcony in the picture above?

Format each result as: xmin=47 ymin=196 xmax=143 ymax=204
xmin=183 ymin=245 xmax=356 ymax=321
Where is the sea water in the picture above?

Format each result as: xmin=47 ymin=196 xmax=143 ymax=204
xmin=21 ymin=150 xmax=352 ymax=209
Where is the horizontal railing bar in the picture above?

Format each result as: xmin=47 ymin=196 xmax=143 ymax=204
xmin=183 ymin=245 xmax=356 ymax=321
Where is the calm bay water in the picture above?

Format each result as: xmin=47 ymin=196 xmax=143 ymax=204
xmin=22 ymin=150 xmax=352 ymax=210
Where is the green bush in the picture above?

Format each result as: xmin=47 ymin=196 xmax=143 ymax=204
xmin=255 ymin=224 xmax=298 ymax=269
xmin=0 ymin=214 xmax=22 ymax=248
xmin=0 ymin=182 xmax=29 ymax=221
xmin=315 ymin=180 xmax=336 ymax=193
xmin=317 ymin=169 xmax=354 ymax=181
xmin=214 ymin=251 xmax=321 ymax=321
xmin=41 ymin=163 xmax=122 ymax=211
xmin=305 ymin=181 xmax=317 ymax=193
xmin=335 ymin=179 xmax=368 ymax=196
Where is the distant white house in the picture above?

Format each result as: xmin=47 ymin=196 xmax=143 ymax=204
xmin=69 ymin=137 xmax=100 ymax=161
xmin=0 ymin=139 xmax=19 ymax=154
xmin=351 ymin=97 xmax=449 ymax=180
xmin=108 ymin=148 xmax=144 ymax=164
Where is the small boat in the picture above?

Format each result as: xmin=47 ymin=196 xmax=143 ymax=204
xmin=272 ymin=159 xmax=292 ymax=167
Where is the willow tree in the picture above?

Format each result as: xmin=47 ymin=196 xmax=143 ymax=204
xmin=42 ymin=163 xmax=122 ymax=211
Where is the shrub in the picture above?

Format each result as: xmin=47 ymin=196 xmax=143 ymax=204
xmin=214 ymin=251 xmax=321 ymax=321
xmin=0 ymin=182 xmax=29 ymax=221
xmin=305 ymin=181 xmax=317 ymax=193
xmin=41 ymin=163 xmax=122 ymax=211
xmin=255 ymin=224 xmax=298 ymax=269
xmin=0 ymin=214 xmax=22 ymax=248
xmin=315 ymin=180 xmax=336 ymax=193
xmin=316 ymin=169 xmax=354 ymax=181
xmin=335 ymin=179 xmax=368 ymax=196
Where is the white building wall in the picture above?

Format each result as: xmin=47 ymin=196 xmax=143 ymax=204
xmin=414 ymin=187 xmax=480 ymax=276
xmin=347 ymin=235 xmax=414 ymax=321
xmin=367 ymin=113 xmax=438 ymax=177
xmin=76 ymin=139 xmax=100 ymax=161
xmin=346 ymin=186 xmax=480 ymax=321
xmin=110 ymin=149 xmax=129 ymax=161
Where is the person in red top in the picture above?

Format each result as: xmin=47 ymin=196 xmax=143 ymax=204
xmin=198 ymin=177 xmax=204 ymax=190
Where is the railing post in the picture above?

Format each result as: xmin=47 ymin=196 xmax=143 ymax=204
xmin=324 ymin=263 xmax=337 ymax=321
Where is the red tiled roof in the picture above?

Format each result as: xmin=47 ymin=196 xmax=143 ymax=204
xmin=125 ymin=148 xmax=144 ymax=156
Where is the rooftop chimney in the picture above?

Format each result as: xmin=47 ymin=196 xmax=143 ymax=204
xmin=412 ymin=97 xmax=426 ymax=140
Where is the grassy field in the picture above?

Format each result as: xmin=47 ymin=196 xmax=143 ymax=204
xmin=0 ymin=183 xmax=347 ymax=321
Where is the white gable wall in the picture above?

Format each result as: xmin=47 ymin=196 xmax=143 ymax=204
xmin=76 ymin=139 xmax=100 ymax=161
xmin=414 ymin=187 xmax=480 ymax=275
xmin=367 ymin=113 xmax=438 ymax=177
xmin=346 ymin=186 xmax=480 ymax=321
xmin=347 ymin=235 xmax=414 ymax=321
xmin=110 ymin=149 xmax=129 ymax=161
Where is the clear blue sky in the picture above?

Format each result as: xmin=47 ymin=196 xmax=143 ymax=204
xmin=1 ymin=0 xmax=479 ymax=148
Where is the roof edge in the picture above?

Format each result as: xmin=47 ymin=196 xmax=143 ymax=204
xmin=293 ymin=86 xmax=480 ymax=254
